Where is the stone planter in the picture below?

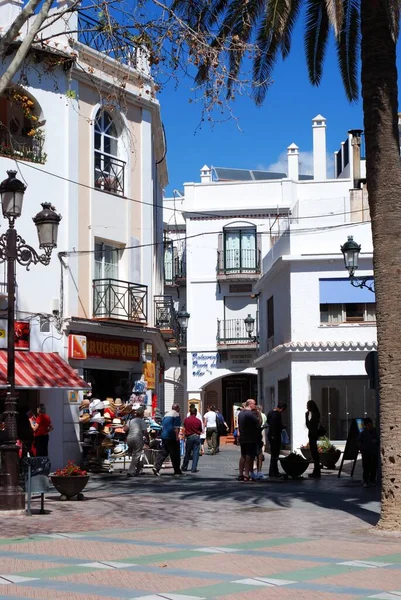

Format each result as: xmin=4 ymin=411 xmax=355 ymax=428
xmin=300 ymin=448 xmax=341 ymax=469
xmin=280 ymin=455 xmax=309 ymax=479
xmin=319 ymin=449 xmax=342 ymax=470
xmin=50 ymin=475 xmax=89 ymax=500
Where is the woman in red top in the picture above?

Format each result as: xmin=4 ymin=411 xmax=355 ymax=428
xmin=29 ymin=404 xmax=53 ymax=457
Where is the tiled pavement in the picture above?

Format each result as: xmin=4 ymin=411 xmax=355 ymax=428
xmin=1 ymin=446 xmax=400 ymax=599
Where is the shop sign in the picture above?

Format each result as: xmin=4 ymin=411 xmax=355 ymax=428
xmin=15 ymin=321 xmax=30 ymax=350
xmin=68 ymin=335 xmax=87 ymax=360
xmin=230 ymin=353 xmax=252 ymax=365
xmin=143 ymin=362 xmax=156 ymax=389
xmin=192 ymin=352 xmax=218 ymax=377
xmin=86 ymin=334 xmax=140 ymax=361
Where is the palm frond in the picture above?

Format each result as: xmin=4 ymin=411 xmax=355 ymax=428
xmin=336 ymin=0 xmax=360 ymax=101
xmin=304 ymin=0 xmax=329 ymax=86
xmin=281 ymin=0 xmax=303 ymax=59
xmin=253 ymin=0 xmax=302 ymax=105
xmin=383 ymin=0 xmax=401 ymax=41
xmin=325 ymin=0 xmax=343 ymax=37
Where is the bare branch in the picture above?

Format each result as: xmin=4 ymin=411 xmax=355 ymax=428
xmin=0 ymin=0 xmax=54 ymax=96
xmin=0 ymin=0 xmax=44 ymax=56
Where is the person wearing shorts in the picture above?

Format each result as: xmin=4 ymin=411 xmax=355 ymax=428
xmin=237 ymin=399 xmax=260 ymax=481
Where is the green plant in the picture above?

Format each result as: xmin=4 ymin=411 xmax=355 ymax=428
xmin=318 ymin=437 xmax=337 ymax=453
xmin=53 ymin=460 xmax=87 ymax=476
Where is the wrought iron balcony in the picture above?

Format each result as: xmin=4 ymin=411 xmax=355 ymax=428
xmin=217 ymin=318 xmax=258 ymax=348
xmin=0 ymin=127 xmax=45 ymax=165
xmin=164 ymin=254 xmax=186 ymax=286
xmin=93 ymin=279 xmax=147 ymax=323
xmin=94 ymin=151 xmax=125 ymax=196
xmin=217 ymin=248 xmax=261 ymax=279
xmin=77 ymin=12 xmax=138 ymax=66
xmin=154 ymin=295 xmax=180 ymax=342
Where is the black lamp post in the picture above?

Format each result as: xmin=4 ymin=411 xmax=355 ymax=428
xmin=177 ymin=309 xmax=190 ymax=348
xmin=0 ymin=171 xmax=61 ymax=511
xmin=341 ymin=235 xmax=375 ymax=292
xmin=244 ymin=313 xmax=259 ymax=342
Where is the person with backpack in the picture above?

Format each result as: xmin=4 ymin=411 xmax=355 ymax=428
xmin=215 ymin=409 xmax=228 ymax=453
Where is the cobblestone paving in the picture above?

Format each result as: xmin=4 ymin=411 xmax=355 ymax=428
xmin=0 ymin=446 xmax=399 ymax=599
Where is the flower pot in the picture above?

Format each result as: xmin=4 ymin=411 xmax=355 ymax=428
xmin=280 ymin=455 xmax=309 ymax=479
xmin=50 ymin=475 xmax=89 ymax=500
xmin=300 ymin=448 xmax=312 ymax=462
xmin=319 ymin=449 xmax=341 ymax=470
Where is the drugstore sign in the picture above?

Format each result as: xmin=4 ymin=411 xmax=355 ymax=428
xmin=69 ymin=334 xmax=140 ymax=361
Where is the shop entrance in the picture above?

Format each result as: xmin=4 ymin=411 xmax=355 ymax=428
xmin=84 ymin=369 xmax=130 ymax=401
xmin=222 ymin=373 xmax=257 ymax=431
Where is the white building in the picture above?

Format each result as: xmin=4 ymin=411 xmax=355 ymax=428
xmin=164 ymin=116 xmax=375 ymax=437
xmin=0 ymin=0 xmax=172 ymax=468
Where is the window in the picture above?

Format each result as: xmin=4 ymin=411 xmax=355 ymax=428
xmin=320 ymin=303 xmax=376 ymax=324
xmin=94 ymin=242 xmax=120 ymax=281
xmin=0 ymin=89 xmax=45 ymax=163
xmin=267 ymin=296 xmax=274 ymax=338
xmin=164 ymin=242 xmax=174 ymax=283
xmin=94 ymin=109 xmax=125 ymax=195
xmin=224 ymin=228 xmax=257 ymax=272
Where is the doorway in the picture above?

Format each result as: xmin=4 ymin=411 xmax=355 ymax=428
xmin=222 ymin=374 xmax=257 ymax=430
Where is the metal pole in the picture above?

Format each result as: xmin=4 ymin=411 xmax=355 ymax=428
xmin=0 ymin=226 xmax=24 ymax=510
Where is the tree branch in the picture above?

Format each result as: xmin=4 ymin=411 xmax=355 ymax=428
xmin=0 ymin=0 xmax=43 ymax=56
xmin=0 ymin=0 xmax=55 ymax=96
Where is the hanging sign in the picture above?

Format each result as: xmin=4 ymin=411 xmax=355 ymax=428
xmin=143 ymin=362 xmax=156 ymax=389
xmin=68 ymin=335 xmax=87 ymax=360
xmin=15 ymin=321 xmax=30 ymax=350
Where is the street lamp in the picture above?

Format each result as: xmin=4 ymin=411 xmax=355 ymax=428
xmin=0 ymin=171 xmax=61 ymax=511
xmin=341 ymin=235 xmax=375 ymax=292
xmin=177 ymin=309 xmax=190 ymax=350
xmin=244 ymin=313 xmax=259 ymax=343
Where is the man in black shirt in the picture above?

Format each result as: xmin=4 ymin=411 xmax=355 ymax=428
xmin=266 ymin=403 xmax=287 ymax=478
xmin=237 ymin=399 xmax=260 ymax=480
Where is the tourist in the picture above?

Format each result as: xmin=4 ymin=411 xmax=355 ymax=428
xmin=203 ymin=405 xmax=218 ymax=455
xmin=253 ymin=405 xmax=267 ymax=480
xmin=181 ymin=406 xmax=202 ymax=472
xmin=358 ymin=417 xmax=378 ymax=487
xmin=305 ymin=400 xmax=321 ymax=479
xmin=266 ymin=403 xmax=287 ymax=478
xmin=215 ymin=408 xmax=228 ymax=453
xmin=124 ymin=407 xmax=149 ymax=477
xmin=29 ymin=404 xmax=53 ymax=457
xmin=153 ymin=404 xmax=182 ymax=476
xmin=237 ymin=398 xmax=259 ymax=481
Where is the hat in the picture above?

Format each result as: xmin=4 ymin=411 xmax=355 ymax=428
xmin=79 ymin=413 xmax=91 ymax=423
xmin=113 ymin=444 xmax=127 ymax=455
xmin=88 ymin=426 xmax=99 ymax=434
xmin=91 ymin=412 xmax=105 ymax=424
xmin=114 ymin=398 xmax=123 ymax=406
xmin=90 ymin=399 xmax=104 ymax=412
xmin=79 ymin=399 xmax=90 ymax=410
xmin=112 ymin=418 xmax=122 ymax=425
xmin=119 ymin=404 xmax=132 ymax=416
xmin=103 ymin=425 xmax=111 ymax=435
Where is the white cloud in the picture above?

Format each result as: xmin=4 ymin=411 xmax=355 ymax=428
xmin=259 ymin=150 xmax=335 ymax=178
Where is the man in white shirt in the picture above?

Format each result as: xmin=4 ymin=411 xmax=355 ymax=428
xmin=203 ymin=405 xmax=218 ymax=455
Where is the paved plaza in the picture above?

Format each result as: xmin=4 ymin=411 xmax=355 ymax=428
xmin=1 ymin=446 xmax=401 ymax=600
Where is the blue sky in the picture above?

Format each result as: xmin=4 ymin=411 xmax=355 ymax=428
xmin=160 ymin=19 xmax=365 ymax=194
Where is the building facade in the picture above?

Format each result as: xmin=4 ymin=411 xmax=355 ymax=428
xmin=0 ymin=0 xmax=173 ymax=468
xmin=164 ymin=116 xmax=372 ymax=432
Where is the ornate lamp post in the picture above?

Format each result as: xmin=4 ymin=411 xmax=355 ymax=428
xmin=341 ymin=235 xmax=375 ymax=292
xmin=177 ymin=309 xmax=190 ymax=348
xmin=0 ymin=171 xmax=61 ymax=511
xmin=244 ymin=314 xmax=259 ymax=342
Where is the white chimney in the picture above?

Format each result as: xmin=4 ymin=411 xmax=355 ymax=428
xmin=287 ymin=143 xmax=299 ymax=180
xmin=0 ymin=0 xmax=23 ymax=31
xmin=312 ymin=114 xmax=327 ymax=180
xmin=200 ymin=164 xmax=211 ymax=183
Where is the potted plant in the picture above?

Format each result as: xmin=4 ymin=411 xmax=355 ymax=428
xmin=280 ymin=452 xmax=309 ymax=479
xmin=50 ymin=461 xmax=89 ymax=501
xmin=318 ymin=437 xmax=342 ymax=470
xmin=301 ymin=438 xmax=341 ymax=470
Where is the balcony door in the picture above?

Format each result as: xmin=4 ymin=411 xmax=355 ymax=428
xmin=94 ymin=243 xmax=120 ymax=317
xmin=224 ymin=228 xmax=256 ymax=272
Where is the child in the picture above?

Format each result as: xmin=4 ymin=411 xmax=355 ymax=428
xmin=358 ymin=417 xmax=378 ymax=487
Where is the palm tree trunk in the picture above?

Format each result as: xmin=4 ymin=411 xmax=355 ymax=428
xmin=361 ymin=0 xmax=401 ymax=529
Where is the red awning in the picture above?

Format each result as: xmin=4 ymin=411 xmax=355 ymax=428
xmin=0 ymin=351 xmax=88 ymax=389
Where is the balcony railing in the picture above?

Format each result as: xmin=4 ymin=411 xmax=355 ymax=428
xmin=217 ymin=318 xmax=258 ymax=346
xmin=0 ymin=128 xmax=45 ymax=164
xmin=95 ymin=152 xmax=125 ymax=196
xmin=78 ymin=12 xmax=138 ymax=66
xmin=217 ymin=249 xmax=261 ymax=276
xmin=154 ymin=295 xmax=180 ymax=338
xmin=93 ymin=279 xmax=147 ymax=322
xmin=164 ymin=255 xmax=186 ymax=285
